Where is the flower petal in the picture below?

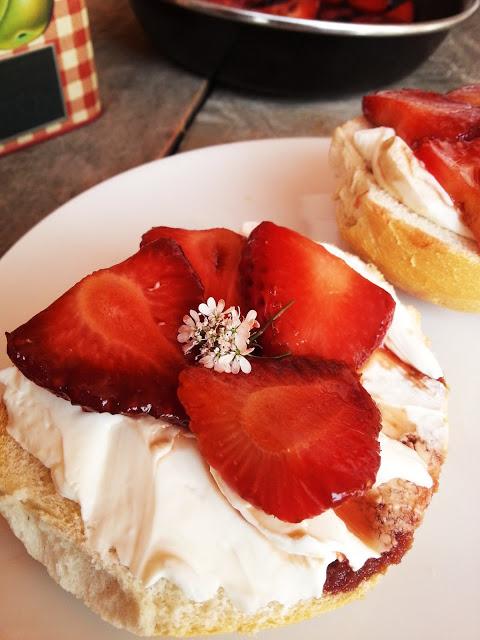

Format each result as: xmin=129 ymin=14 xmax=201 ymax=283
xmin=199 ymin=303 xmax=211 ymax=315
xmin=231 ymin=358 xmax=241 ymax=374
xmin=229 ymin=308 xmax=241 ymax=326
xmin=178 ymin=324 xmax=193 ymax=333
xmin=199 ymin=354 xmax=215 ymax=369
xmin=220 ymin=352 xmax=236 ymax=365
xmin=180 ymin=300 xmax=258 ymax=375
xmin=214 ymin=358 xmax=229 ymax=373
xmin=234 ymin=333 xmax=249 ymax=352
xmin=239 ymin=356 xmax=252 ymax=374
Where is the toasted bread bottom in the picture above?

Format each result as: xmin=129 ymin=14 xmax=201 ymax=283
xmin=0 ymin=399 xmax=432 ymax=636
xmin=330 ymin=119 xmax=480 ymax=313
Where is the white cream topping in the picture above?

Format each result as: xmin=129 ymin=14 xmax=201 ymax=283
xmin=1 ymin=362 xmax=437 ymax=612
xmin=352 ymin=126 xmax=473 ymax=240
xmin=212 ymin=470 xmax=377 ymax=571
xmin=375 ymin=432 xmax=432 ymax=487
xmin=213 ymin=431 xmax=432 ymax=570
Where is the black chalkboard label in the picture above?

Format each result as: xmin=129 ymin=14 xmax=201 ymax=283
xmin=0 ymin=46 xmax=66 ymax=142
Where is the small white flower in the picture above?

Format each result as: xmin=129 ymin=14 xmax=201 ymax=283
xmin=238 ymin=355 xmax=252 ymax=374
xmin=233 ymin=333 xmax=247 ymax=352
xmin=240 ymin=357 xmax=252 ymax=374
xmin=198 ymin=353 xmax=215 ymax=369
xmin=189 ymin=309 xmax=201 ymax=324
xmin=177 ymin=326 xmax=194 ymax=343
xmin=198 ymin=297 xmax=225 ymax=317
xmin=177 ymin=297 xmax=259 ymax=375
xmin=227 ymin=307 xmax=241 ymax=327
xmin=182 ymin=314 xmax=196 ymax=327
xmin=216 ymin=352 xmax=235 ymax=373
xmin=235 ymin=310 xmax=259 ymax=351
xmin=245 ymin=309 xmax=258 ymax=326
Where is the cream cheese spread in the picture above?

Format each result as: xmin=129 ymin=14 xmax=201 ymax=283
xmin=352 ymin=125 xmax=473 ymax=240
xmin=1 ymin=365 xmax=435 ymax=611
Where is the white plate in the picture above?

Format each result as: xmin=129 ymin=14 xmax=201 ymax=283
xmin=0 ymin=138 xmax=478 ymax=640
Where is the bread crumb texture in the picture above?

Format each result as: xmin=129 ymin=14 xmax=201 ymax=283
xmin=0 ymin=398 xmax=437 ymax=636
xmin=330 ymin=119 xmax=480 ymax=312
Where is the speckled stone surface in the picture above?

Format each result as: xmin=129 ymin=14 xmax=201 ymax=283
xmin=0 ymin=3 xmax=479 ymax=257
xmin=0 ymin=0 xmax=207 ymax=258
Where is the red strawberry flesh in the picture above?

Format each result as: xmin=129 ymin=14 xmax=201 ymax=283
xmin=348 ymin=0 xmax=389 ymax=12
xmin=178 ymin=358 xmax=381 ymax=523
xmin=383 ymin=1 xmax=413 ymax=23
xmin=258 ymin=0 xmax=320 ymax=19
xmin=415 ymin=138 xmax=480 ymax=246
xmin=7 ymin=239 xmax=203 ymax=421
xmin=241 ymin=222 xmax=395 ymax=369
xmin=141 ymin=226 xmax=245 ymax=307
xmin=363 ymin=89 xmax=480 ymax=146
xmin=206 ymin=0 xmax=320 ymax=18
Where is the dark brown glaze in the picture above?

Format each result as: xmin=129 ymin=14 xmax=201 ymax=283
xmin=369 ymin=346 xmax=445 ymax=389
xmin=323 ymin=532 xmax=412 ymax=595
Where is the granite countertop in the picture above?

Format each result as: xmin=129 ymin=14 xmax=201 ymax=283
xmin=0 ymin=0 xmax=479 ymax=257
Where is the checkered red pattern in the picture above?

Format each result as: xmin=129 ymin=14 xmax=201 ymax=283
xmin=0 ymin=0 xmax=101 ymax=155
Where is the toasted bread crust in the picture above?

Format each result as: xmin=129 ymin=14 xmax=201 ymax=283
xmin=0 ymin=393 xmax=438 ymax=636
xmin=330 ymin=119 xmax=480 ymax=312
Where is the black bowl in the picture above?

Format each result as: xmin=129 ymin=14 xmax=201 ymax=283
xmin=129 ymin=0 xmax=479 ymax=96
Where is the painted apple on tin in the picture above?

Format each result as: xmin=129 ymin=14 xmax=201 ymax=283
xmin=0 ymin=0 xmax=53 ymax=50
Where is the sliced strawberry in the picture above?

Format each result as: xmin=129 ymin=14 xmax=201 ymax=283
xmin=351 ymin=14 xmax=383 ymax=23
xmin=348 ymin=0 xmax=389 ymax=12
xmin=318 ymin=6 xmax=355 ymax=20
xmin=415 ymin=138 xmax=480 ymax=246
xmin=257 ymin=0 xmax=320 ymax=18
xmin=7 ymin=240 xmax=203 ymax=421
xmin=215 ymin=0 xmax=320 ymax=18
xmin=141 ymin=227 xmax=244 ymax=307
xmin=178 ymin=358 xmax=381 ymax=523
xmin=241 ymin=222 xmax=395 ymax=369
xmin=447 ymin=85 xmax=480 ymax=107
xmin=383 ymin=1 xmax=413 ymax=23
xmin=363 ymin=89 xmax=480 ymax=146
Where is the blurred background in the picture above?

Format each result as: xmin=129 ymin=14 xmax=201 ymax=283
xmin=0 ymin=0 xmax=478 ymax=257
